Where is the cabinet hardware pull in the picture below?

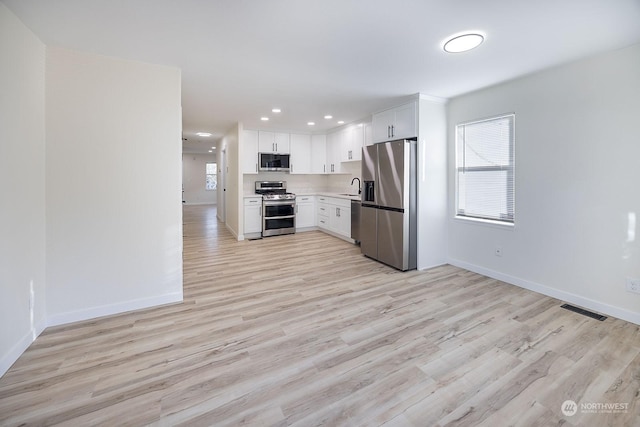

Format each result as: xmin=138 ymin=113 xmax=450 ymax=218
xmin=391 ymin=125 xmax=394 ymax=137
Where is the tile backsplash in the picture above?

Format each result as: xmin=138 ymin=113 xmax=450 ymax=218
xmin=243 ymin=161 xmax=361 ymax=195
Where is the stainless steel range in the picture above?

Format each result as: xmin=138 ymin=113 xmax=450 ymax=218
xmin=255 ymin=181 xmax=296 ymax=237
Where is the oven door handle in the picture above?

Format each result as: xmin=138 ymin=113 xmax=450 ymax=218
xmin=262 ymin=201 xmax=296 ymax=207
xmin=264 ymin=215 xmax=295 ymax=220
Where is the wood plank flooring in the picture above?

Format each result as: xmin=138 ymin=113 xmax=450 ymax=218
xmin=1 ymin=204 xmax=638 ymax=426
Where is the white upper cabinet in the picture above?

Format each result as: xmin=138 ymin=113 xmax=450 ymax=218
xmin=372 ymin=101 xmax=417 ymax=143
xmin=289 ymin=133 xmax=311 ymax=174
xmin=393 ymin=102 xmax=417 ymax=140
xmin=326 ymin=131 xmax=342 ymax=174
xmin=242 ymin=129 xmax=259 ymax=174
xmin=364 ymin=122 xmax=373 ymax=146
xmin=348 ymin=123 xmax=364 ymax=161
xmin=258 ymin=131 xmax=290 ymax=153
xmin=372 ymin=109 xmax=394 ymax=142
xmin=311 ymin=134 xmax=327 ymax=174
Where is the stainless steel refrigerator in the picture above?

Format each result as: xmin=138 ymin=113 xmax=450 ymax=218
xmin=360 ymin=139 xmax=417 ymax=271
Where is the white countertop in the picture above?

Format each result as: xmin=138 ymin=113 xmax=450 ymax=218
xmin=244 ymin=192 xmax=360 ymax=201
xmin=314 ymin=192 xmax=361 ymax=201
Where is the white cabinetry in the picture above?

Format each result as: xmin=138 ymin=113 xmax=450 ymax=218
xmin=317 ymin=197 xmax=330 ymax=229
xmin=340 ymin=124 xmax=364 ymax=162
xmin=317 ymin=196 xmax=351 ymax=240
xmin=364 ymin=122 xmax=373 ymax=146
xmin=242 ymin=130 xmax=259 ymax=174
xmin=329 ymin=202 xmax=350 ymax=237
xmin=290 ymin=133 xmax=311 ymax=174
xmin=244 ymin=197 xmax=262 ymax=236
xmin=372 ymin=101 xmax=417 ymax=143
xmin=258 ymin=131 xmax=290 ymax=153
xmin=296 ymin=195 xmax=315 ymax=229
xmin=326 ymin=131 xmax=342 ymax=174
xmin=311 ymin=134 xmax=327 ymax=174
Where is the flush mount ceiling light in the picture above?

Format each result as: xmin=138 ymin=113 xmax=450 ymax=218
xmin=443 ymin=33 xmax=484 ymax=53
xmin=196 ymin=132 xmax=212 ymax=137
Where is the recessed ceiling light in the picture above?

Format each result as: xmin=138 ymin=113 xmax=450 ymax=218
xmin=208 ymin=150 xmax=213 ymax=153
xmin=211 ymin=146 xmax=216 ymax=149
xmin=337 ymin=120 xmax=345 ymax=125
xmin=307 ymin=121 xmax=315 ymax=126
xmin=324 ymin=115 xmax=333 ymax=119
xmin=261 ymin=117 xmax=269 ymax=121
xmin=443 ymin=33 xmax=484 ymax=53
xmin=272 ymin=108 xmax=281 ymax=113
xmin=196 ymin=132 xmax=212 ymax=137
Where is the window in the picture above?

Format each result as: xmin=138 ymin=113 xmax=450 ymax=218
xmin=456 ymin=114 xmax=514 ymax=223
xmin=206 ymin=163 xmax=217 ymax=190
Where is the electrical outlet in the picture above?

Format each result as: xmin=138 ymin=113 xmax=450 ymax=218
xmin=626 ymin=277 xmax=640 ymax=294
xmin=494 ymin=247 xmax=503 ymax=257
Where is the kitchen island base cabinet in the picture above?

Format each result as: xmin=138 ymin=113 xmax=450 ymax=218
xmin=317 ymin=196 xmax=352 ymax=242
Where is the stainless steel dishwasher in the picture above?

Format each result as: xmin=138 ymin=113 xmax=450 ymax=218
xmin=351 ymin=199 xmax=361 ymax=243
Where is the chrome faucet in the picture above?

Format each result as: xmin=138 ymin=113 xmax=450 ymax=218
xmin=351 ymin=177 xmax=361 ymax=194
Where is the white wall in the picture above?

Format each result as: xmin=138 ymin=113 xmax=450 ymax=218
xmin=447 ymin=44 xmax=640 ymax=324
xmin=0 ymin=3 xmax=47 ymax=376
xmin=183 ymin=153 xmax=217 ymax=205
xmin=417 ymin=96 xmax=448 ymax=270
xmin=45 ymin=47 xmax=183 ymax=325
xmin=223 ymin=123 xmax=240 ymax=238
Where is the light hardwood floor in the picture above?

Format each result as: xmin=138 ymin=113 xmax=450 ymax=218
xmin=1 ymin=205 xmax=638 ymax=426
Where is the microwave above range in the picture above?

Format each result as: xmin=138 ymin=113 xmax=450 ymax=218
xmin=259 ymin=152 xmax=290 ymax=172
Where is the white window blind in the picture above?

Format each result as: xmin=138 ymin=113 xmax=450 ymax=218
xmin=456 ymin=114 xmax=514 ymax=223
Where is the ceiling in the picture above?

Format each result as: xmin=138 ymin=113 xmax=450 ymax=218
xmin=4 ymin=0 xmax=640 ymax=154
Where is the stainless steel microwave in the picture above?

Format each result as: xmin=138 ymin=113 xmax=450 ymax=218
xmin=259 ymin=152 xmax=290 ymax=172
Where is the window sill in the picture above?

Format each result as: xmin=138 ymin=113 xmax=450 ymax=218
xmin=453 ymin=215 xmax=515 ymax=230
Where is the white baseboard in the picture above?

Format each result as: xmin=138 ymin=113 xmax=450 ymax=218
xmin=448 ymin=258 xmax=640 ymax=326
xmin=183 ymin=202 xmax=216 ymax=206
xmin=47 ymin=291 xmax=183 ymax=327
xmin=320 ymin=228 xmax=355 ymax=244
xmin=226 ymin=224 xmax=240 ymax=241
xmin=296 ymin=226 xmax=319 ymax=233
xmin=0 ymin=317 xmax=46 ymax=378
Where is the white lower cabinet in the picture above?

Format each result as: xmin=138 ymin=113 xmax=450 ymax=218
xmin=296 ymin=196 xmax=315 ymax=229
xmin=317 ymin=196 xmax=351 ymax=240
xmin=329 ymin=203 xmax=350 ymax=237
xmin=317 ymin=198 xmax=330 ymax=230
xmin=244 ymin=197 xmax=262 ymax=236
